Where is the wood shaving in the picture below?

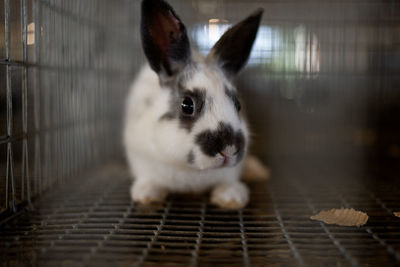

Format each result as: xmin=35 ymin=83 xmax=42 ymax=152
xmin=393 ymin=212 xmax=400 ymax=218
xmin=310 ymin=208 xmax=368 ymax=227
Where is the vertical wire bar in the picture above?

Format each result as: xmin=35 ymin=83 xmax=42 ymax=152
xmin=4 ymin=0 xmax=11 ymax=136
xmin=3 ymin=0 xmax=9 ymax=211
xmin=354 ymin=2 xmax=359 ymax=74
xmin=41 ymin=1 xmax=47 ymax=192
xmin=24 ymin=0 xmax=31 ymax=205
xmin=5 ymin=0 xmax=17 ymax=212
xmin=72 ymin=0 xmax=78 ymax=177
xmin=60 ymin=0 xmax=64 ymax=180
xmin=58 ymin=0 xmax=62 ymax=183
xmin=80 ymin=0 xmax=86 ymax=171
xmin=23 ymin=140 xmax=31 ymax=203
xmin=47 ymin=0 xmax=53 ymax=189
xmin=133 ymin=202 xmax=171 ymax=267
xmin=66 ymin=1 xmax=73 ymax=179
xmin=54 ymin=0 xmax=60 ymax=184
xmin=268 ymin=186 xmax=305 ymax=267
xmin=60 ymin=0 xmax=65 ymax=181
xmin=341 ymin=13 xmax=345 ymax=75
xmin=43 ymin=1 xmax=50 ymax=191
xmin=189 ymin=202 xmax=206 ymax=267
xmin=99 ymin=0 xmax=104 ymax=160
xmin=4 ymin=0 xmax=10 ymax=60
xmin=21 ymin=0 xmax=29 ymax=202
xmin=34 ymin=0 xmax=42 ymax=195
xmin=6 ymin=145 xmax=16 ymax=211
xmin=309 ymin=31 xmax=313 ymax=75
xmin=66 ymin=0 xmax=71 ymax=180
xmin=239 ymin=209 xmax=250 ymax=267
xmin=68 ymin=0 xmax=73 ymax=177
xmin=5 ymin=148 xmax=8 ymax=209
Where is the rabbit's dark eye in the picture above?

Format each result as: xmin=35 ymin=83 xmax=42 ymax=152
xmin=181 ymin=97 xmax=195 ymax=115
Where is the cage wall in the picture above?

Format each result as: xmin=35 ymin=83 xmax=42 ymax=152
xmin=1 ymin=0 xmax=400 ymax=266
xmin=0 ymin=0 xmax=143 ymax=220
xmin=1 ymin=0 xmax=400 ymax=219
xmin=2 ymin=0 xmax=400 ymax=221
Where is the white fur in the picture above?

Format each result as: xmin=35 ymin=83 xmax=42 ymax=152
xmin=211 ymin=182 xmax=249 ymax=209
xmin=123 ymin=61 xmax=249 ymax=209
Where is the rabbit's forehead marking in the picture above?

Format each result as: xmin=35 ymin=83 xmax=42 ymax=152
xmin=184 ymin=64 xmax=227 ymax=96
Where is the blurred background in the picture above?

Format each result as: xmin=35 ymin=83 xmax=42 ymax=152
xmin=1 ymin=0 xmax=400 ymax=266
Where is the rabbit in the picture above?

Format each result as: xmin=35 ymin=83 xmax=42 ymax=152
xmin=123 ymin=0 xmax=267 ymax=209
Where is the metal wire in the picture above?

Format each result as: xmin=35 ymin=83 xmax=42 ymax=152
xmin=1 ymin=0 xmax=400 ymax=266
xmin=1 ymin=0 xmax=141 ymax=219
xmin=1 ymin=163 xmax=400 ymax=266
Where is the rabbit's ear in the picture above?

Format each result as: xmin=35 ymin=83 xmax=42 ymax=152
xmin=141 ymin=0 xmax=191 ymax=78
xmin=207 ymin=9 xmax=263 ymax=78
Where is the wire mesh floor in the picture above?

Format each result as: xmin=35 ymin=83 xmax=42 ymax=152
xmin=1 ymin=160 xmax=400 ymax=266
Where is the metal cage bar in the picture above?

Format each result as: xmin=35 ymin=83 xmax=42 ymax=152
xmin=1 ymin=0 xmax=400 ymax=266
xmin=1 ymin=0 xmax=140 ymax=220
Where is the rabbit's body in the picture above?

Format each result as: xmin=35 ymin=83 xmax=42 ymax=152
xmin=124 ymin=66 xmax=243 ymax=194
xmin=124 ymin=63 xmax=248 ymax=207
xmin=124 ymin=0 xmax=263 ymax=209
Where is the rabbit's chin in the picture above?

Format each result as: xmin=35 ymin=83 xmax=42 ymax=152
xmin=193 ymin=154 xmax=242 ymax=171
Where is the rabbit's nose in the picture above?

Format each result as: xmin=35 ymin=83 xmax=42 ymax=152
xmin=219 ymin=145 xmax=237 ymax=158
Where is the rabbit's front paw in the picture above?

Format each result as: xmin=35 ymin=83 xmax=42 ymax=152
xmin=130 ymin=181 xmax=167 ymax=205
xmin=210 ymin=182 xmax=249 ymax=209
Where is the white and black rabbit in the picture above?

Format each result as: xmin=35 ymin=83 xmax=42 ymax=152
xmin=124 ymin=0 xmax=268 ymax=209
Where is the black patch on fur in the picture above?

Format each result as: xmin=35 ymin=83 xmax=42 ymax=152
xmin=234 ymin=131 xmax=245 ymax=163
xmin=187 ymin=150 xmax=195 ymax=164
xmin=207 ymin=9 xmax=263 ymax=77
xmin=195 ymin=122 xmax=245 ymax=162
xmin=159 ymin=86 xmax=206 ymax=131
xmin=141 ymin=0 xmax=191 ymax=76
xmin=225 ymin=87 xmax=241 ymax=112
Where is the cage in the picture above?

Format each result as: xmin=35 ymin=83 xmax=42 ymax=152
xmin=1 ymin=0 xmax=400 ymax=266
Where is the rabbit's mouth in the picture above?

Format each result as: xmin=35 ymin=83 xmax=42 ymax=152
xmin=219 ymin=152 xmax=232 ymax=167
xmin=221 ymin=154 xmax=229 ymax=166
xmin=193 ymin=153 xmax=239 ymax=170
xmin=190 ymin=144 xmax=246 ymax=170
xmin=216 ymin=152 xmax=240 ymax=168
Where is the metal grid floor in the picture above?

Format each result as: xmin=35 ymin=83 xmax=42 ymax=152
xmin=1 ymin=161 xmax=400 ymax=266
